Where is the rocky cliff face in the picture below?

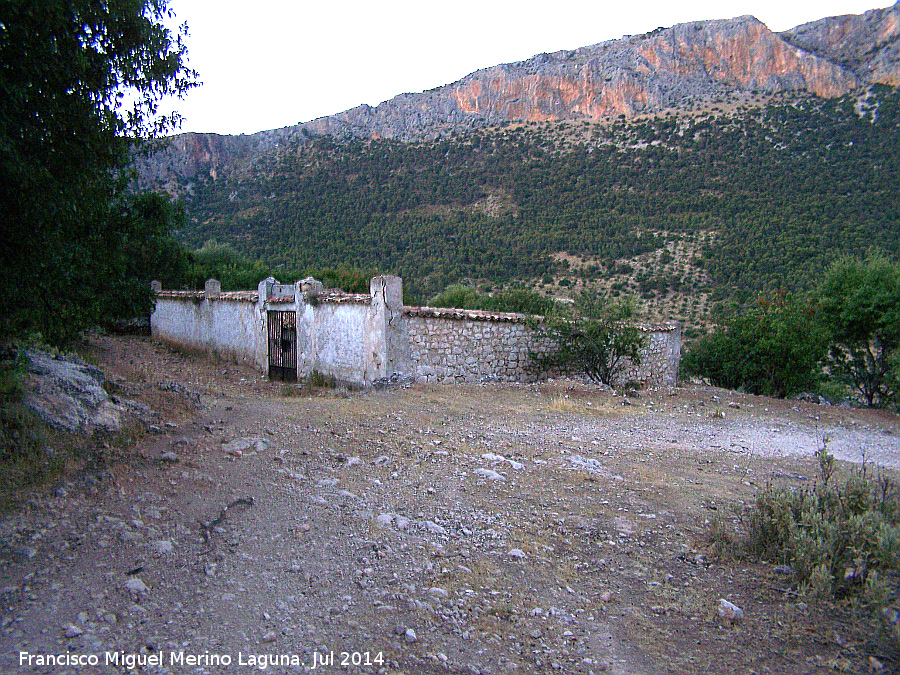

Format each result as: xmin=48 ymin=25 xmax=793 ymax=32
xmin=135 ymin=132 xmax=262 ymax=192
xmin=780 ymin=2 xmax=900 ymax=86
xmin=141 ymin=4 xmax=900 ymax=180
xmin=294 ymin=7 xmax=898 ymax=143
xmin=446 ymin=16 xmax=859 ymax=123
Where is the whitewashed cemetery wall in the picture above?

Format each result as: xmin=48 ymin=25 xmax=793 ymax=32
xmin=151 ymin=276 xmax=681 ymax=388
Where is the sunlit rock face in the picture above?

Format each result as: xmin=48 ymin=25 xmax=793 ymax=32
xmin=137 ymin=4 xmax=900 ymax=180
xmin=296 ymin=9 xmax=895 ymax=141
xmin=780 ymin=2 xmax=900 ymax=87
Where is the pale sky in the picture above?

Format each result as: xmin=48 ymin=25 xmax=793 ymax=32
xmin=160 ymin=1 xmax=893 ymax=136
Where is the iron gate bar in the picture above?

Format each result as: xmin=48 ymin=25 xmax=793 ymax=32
xmin=267 ymin=311 xmax=297 ymax=382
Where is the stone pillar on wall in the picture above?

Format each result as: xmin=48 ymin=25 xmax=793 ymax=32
xmin=150 ymin=280 xmax=162 ymax=293
xmin=204 ymin=279 xmax=221 ymax=299
xmin=294 ymin=278 xmax=317 ymax=379
xmin=369 ymin=275 xmax=410 ymax=381
xmin=257 ymin=277 xmax=277 ymax=306
xmin=298 ymin=276 xmax=324 ymax=297
xmin=255 ymin=277 xmax=277 ymax=374
xmin=667 ymin=322 xmax=682 ymax=387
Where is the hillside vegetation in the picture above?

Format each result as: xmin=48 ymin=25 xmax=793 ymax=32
xmin=174 ymin=87 xmax=900 ymax=324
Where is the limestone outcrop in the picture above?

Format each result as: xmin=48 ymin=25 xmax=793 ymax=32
xmin=295 ymin=7 xmax=898 ymax=141
xmin=23 ymin=350 xmax=123 ymax=433
xmin=780 ymin=2 xmax=900 ymax=86
xmin=23 ymin=350 xmax=155 ymax=434
xmin=136 ymin=4 xmax=900 ymax=181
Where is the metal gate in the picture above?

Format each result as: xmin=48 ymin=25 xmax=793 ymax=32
xmin=267 ymin=311 xmax=297 ymax=382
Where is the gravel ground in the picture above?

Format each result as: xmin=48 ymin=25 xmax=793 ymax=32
xmin=1 ymin=334 xmax=898 ymax=675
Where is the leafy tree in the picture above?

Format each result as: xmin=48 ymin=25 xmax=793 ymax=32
xmin=183 ymin=240 xmax=270 ymax=290
xmin=427 ymin=284 xmax=555 ymax=315
xmin=0 ymin=0 xmax=198 ymax=344
xmin=817 ymin=257 xmax=900 ymax=408
xmin=428 ymin=285 xmax=482 ymax=309
xmin=310 ymin=266 xmax=378 ymax=295
xmin=180 ymin=241 xmax=379 ymax=294
xmin=193 ymin=240 xmax=248 ymax=270
xmin=101 ymin=193 xmax=193 ymax=313
xmin=683 ymin=292 xmax=829 ymax=398
xmin=484 ymin=288 xmax=556 ymax=315
xmin=530 ymin=292 xmax=644 ymax=386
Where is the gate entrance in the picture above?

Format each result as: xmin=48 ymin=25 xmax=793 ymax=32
xmin=267 ymin=311 xmax=297 ymax=382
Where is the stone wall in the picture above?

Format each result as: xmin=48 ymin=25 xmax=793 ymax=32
xmin=402 ymin=308 xmax=546 ymax=383
xmin=401 ymin=306 xmax=680 ymax=387
xmin=151 ymin=277 xmax=390 ymax=386
xmin=620 ymin=323 xmax=683 ymax=388
xmin=151 ymin=289 xmax=265 ymax=370
xmin=298 ymin=296 xmax=379 ymax=384
xmin=151 ymin=276 xmax=681 ymax=388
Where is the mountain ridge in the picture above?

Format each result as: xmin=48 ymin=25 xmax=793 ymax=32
xmin=781 ymin=3 xmax=900 ymax=85
xmin=290 ymin=6 xmax=900 ymax=136
xmin=139 ymin=3 xmax=900 ymax=187
xmin=290 ymin=13 xmax=874 ymax=141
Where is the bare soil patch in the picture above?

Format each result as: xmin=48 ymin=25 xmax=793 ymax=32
xmin=1 ymin=334 xmax=898 ymax=674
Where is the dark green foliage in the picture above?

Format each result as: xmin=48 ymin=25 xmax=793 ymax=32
xmin=174 ymin=87 xmax=900 ymax=301
xmin=530 ymin=292 xmax=644 ymax=386
xmin=427 ymin=285 xmax=555 ymax=315
xmin=184 ymin=241 xmax=272 ymax=291
xmin=0 ymin=0 xmax=198 ymax=344
xmin=311 ymin=266 xmax=375 ymax=295
xmin=683 ymin=292 xmax=829 ymax=398
xmin=485 ymin=288 xmax=557 ymax=315
xmin=0 ymin=351 xmax=54 ymax=491
xmin=427 ymin=285 xmax=481 ymax=309
xmin=818 ymin=257 xmax=900 ymax=409
xmin=0 ymin=352 xmax=32 ymax=464
xmin=98 ymin=194 xmax=194 ymax=331
xmin=180 ymin=241 xmax=377 ymax=294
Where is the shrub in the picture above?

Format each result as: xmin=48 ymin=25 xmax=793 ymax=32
xmin=736 ymin=444 xmax=900 ymax=646
xmin=0 ymin=350 xmax=57 ymax=496
xmin=817 ymin=256 xmax=900 ymax=409
xmin=683 ymin=291 xmax=829 ymax=398
xmin=427 ymin=284 xmax=481 ymax=309
xmin=427 ymin=285 xmax=554 ymax=315
xmin=306 ymin=370 xmax=336 ymax=389
xmin=0 ymin=355 xmax=28 ymax=464
xmin=529 ymin=292 xmax=644 ymax=386
xmin=481 ymin=289 xmax=555 ymax=315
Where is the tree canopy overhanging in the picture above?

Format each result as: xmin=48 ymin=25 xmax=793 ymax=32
xmin=0 ymin=0 xmax=198 ymax=344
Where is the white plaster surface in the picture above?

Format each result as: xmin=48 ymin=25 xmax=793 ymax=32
xmin=151 ymin=278 xmax=681 ymax=387
xmin=151 ymin=297 xmax=264 ymax=370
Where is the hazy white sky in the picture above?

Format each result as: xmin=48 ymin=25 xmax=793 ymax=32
xmin=161 ymin=0 xmax=892 ymax=135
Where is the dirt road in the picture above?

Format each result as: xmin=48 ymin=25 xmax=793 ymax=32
xmin=1 ymin=335 xmax=898 ymax=674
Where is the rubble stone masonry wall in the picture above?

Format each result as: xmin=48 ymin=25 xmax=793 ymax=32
xmin=402 ymin=308 xmax=547 ymax=383
xmin=402 ymin=306 xmax=680 ymax=387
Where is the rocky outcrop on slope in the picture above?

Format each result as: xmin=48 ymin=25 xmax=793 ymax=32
xmin=443 ymin=16 xmax=858 ymax=123
xmin=296 ymin=11 xmax=895 ymax=142
xmin=23 ymin=350 xmax=156 ymax=434
xmin=780 ymin=2 xmax=900 ymax=86
xmin=138 ymin=6 xmax=900 ymax=180
xmin=23 ymin=350 xmax=123 ymax=433
xmin=134 ymin=132 xmax=263 ymax=191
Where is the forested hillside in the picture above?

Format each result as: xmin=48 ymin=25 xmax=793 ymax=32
xmin=174 ymin=86 xmax=900 ymax=322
